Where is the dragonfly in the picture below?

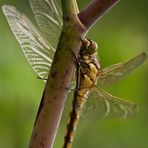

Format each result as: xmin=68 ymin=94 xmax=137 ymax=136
xmin=62 ymin=39 xmax=147 ymax=148
xmin=2 ymin=1 xmax=147 ymax=148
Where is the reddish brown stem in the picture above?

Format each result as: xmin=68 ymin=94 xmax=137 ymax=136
xmin=28 ymin=0 xmax=119 ymax=148
xmin=78 ymin=0 xmax=119 ymax=30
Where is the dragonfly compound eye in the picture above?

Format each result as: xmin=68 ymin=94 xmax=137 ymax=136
xmin=87 ymin=40 xmax=98 ymax=55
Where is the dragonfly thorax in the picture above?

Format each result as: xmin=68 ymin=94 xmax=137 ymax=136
xmin=78 ymin=39 xmax=100 ymax=92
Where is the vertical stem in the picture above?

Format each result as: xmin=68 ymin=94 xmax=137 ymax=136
xmin=28 ymin=0 xmax=119 ymax=147
xmin=62 ymin=0 xmax=79 ymax=17
xmin=28 ymin=0 xmax=84 ymax=148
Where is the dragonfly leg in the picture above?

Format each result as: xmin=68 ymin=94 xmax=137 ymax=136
xmin=70 ymin=49 xmax=80 ymax=66
xmin=70 ymin=49 xmax=81 ymax=91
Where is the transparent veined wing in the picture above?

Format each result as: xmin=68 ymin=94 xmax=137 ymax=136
xmin=82 ymin=87 xmax=138 ymax=119
xmin=2 ymin=5 xmax=55 ymax=80
xmin=29 ymin=0 xmax=63 ymax=49
xmin=98 ymin=52 xmax=147 ymax=87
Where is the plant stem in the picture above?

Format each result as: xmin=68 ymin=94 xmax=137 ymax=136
xmin=78 ymin=0 xmax=119 ymax=30
xmin=28 ymin=0 xmax=119 ymax=148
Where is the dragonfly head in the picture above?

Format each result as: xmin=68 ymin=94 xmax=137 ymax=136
xmin=80 ymin=39 xmax=98 ymax=56
xmin=87 ymin=39 xmax=98 ymax=55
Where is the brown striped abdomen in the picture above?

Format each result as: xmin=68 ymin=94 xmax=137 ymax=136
xmin=63 ymin=93 xmax=87 ymax=148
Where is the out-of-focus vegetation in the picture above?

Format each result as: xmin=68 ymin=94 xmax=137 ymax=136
xmin=0 ymin=0 xmax=148 ymax=148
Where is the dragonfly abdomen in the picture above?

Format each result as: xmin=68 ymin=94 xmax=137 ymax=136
xmin=63 ymin=95 xmax=87 ymax=148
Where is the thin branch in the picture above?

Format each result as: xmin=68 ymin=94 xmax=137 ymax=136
xmin=78 ymin=0 xmax=119 ymax=30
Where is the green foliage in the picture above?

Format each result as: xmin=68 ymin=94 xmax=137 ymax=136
xmin=0 ymin=0 xmax=148 ymax=148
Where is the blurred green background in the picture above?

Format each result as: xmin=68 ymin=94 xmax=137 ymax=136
xmin=0 ymin=0 xmax=148 ymax=148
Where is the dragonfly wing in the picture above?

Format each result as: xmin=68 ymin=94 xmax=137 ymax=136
xmin=29 ymin=0 xmax=63 ymax=48
xmin=98 ymin=52 xmax=147 ymax=87
xmin=2 ymin=5 xmax=55 ymax=80
xmin=82 ymin=87 xmax=138 ymax=119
